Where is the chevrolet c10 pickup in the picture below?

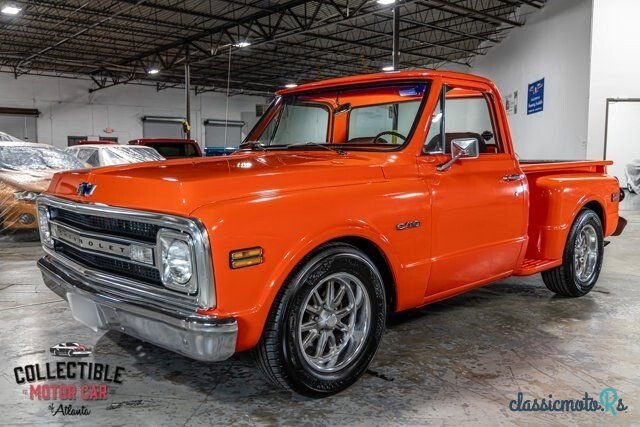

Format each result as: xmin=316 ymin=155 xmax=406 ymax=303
xmin=36 ymin=70 xmax=626 ymax=396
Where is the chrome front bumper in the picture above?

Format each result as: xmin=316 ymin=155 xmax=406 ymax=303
xmin=38 ymin=255 xmax=237 ymax=362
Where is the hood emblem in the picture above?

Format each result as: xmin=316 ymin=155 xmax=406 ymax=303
xmin=77 ymin=182 xmax=96 ymax=197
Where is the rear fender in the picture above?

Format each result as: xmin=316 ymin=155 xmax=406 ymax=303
xmin=526 ymin=173 xmax=619 ymax=260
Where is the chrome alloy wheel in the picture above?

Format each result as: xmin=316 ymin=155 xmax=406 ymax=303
xmin=297 ymin=272 xmax=371 ymax=373
xmin=574 ymin=224 xmax=599 ymax=282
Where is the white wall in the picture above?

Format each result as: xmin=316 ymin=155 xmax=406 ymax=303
xmin=0 ymin=73 xmax=266 ymax=149
xmin=587 ymin=0 xmax=640 ymax=159
xmin=446 ymin=0 xmax=593 ymax=160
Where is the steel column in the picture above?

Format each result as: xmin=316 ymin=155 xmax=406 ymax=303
xmin=392 ymin=3 xmax=401 ymax=69
xmin=185 ymin=47 xmax=191 ymax=140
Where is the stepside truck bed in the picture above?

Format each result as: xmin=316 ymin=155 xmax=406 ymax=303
xmin=515 ymin=159 xmax=621 ymax=275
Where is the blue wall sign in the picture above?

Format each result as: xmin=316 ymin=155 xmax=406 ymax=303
xmin=527 ymin=78 xmax=544 ymax=115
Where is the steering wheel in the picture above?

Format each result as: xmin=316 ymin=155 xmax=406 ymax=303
xmin=372 ymin=130 xmax=407 ymax=144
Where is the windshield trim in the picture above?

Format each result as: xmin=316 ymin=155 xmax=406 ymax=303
xmin=244 ymin=80 xmax=432 ymax=153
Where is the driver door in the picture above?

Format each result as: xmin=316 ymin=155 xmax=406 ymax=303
xmin=422 ymin=83 xmax=527 ymax=298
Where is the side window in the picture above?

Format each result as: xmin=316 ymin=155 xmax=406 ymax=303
xmin=85 ymin=150 xmax=100 ymax=167
xmin=424 ymin=87 xmax=502 ymax=155
xmin=74 ymin=149 xmax=91 ymax=162
xmin=185 ymin=144 xmax=198 ymax=156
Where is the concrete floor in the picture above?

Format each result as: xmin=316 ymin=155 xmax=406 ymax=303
xmin=1 ymin=194 xmax=639 ymax=426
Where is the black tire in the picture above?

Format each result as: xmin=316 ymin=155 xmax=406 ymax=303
xmin=542 ymin=209 xmax=604 ymax=297
xmin=253 ymin=243 xmax=387 ymax=397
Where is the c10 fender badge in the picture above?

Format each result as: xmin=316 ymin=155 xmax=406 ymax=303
xmin=396 ymin=220 xmax=421 ymax=231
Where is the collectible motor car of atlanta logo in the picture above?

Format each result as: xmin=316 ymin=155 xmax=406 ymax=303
xmin=50 ymin=342 xmax=92 ymax=358
xmin=12 ymin=343 xmax=127 ymax=416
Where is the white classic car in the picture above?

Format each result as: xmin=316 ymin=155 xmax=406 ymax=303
xmin=66 ymin=144 xmax=165 ymax=168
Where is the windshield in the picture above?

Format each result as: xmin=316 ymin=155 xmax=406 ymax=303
xmin=146 ymin=142 xmax=199 ymax=157
xmin=103 ymin=146 xmax=165 ymax=165
xmin=0 ymin=145 xmax=85 ymax=171
xmin=248 ymin=82 xmax=429 ymax=151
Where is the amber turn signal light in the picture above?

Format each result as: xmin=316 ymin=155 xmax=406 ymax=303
xmin=230 ymin=247 xmax=263 ymax=269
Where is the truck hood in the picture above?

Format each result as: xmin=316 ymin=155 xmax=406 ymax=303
xmin=47 ymin=151 xmax=387 ymax=216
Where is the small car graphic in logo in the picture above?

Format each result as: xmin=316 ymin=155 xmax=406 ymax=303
xmin=77 ymin=182 xmax=96 ymax=197
xmin=50 ymin=342 xmax=92 ymax=358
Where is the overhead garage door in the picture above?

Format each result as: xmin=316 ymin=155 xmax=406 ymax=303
xmin=204 ymin=119 xmax=244 ymax=148
xmin=0 ymin=108 xmax=39 ymax=142
xmin=142 ymin=116 xmax=185 ymax=138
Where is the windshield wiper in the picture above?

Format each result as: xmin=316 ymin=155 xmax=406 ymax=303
xmin=285 ymin=142 xmax=347 ymax=156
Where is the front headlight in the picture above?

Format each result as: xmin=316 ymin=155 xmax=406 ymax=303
xmin=159 ymin=230 xmax=196 ymax=293
xmin=13 ymin=191 xmax=39 ymax=201
xmin=36 ymin=205 xmax=53 ymax=248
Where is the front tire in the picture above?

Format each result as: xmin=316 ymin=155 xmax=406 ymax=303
xmin=254 ymin=243 xmax=387 ymax=397
xmin=542 ymin=209 xmax=604 ymax=297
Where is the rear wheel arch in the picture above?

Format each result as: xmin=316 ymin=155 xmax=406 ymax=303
xmin=582 ymin=200 xmax=605 ymax=232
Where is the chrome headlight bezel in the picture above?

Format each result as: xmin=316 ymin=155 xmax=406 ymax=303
xmin=36 ymin=204 xmax=54 ymax=248
xmin=158 ymin=229 xmax=197 ymax=294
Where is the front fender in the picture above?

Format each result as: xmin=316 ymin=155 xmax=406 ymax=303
xmin=191 ymin=180 xmax=431 ymax=351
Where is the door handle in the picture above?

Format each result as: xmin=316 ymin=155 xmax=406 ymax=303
xmin=503 ymin=173 xmax=525 ymax=182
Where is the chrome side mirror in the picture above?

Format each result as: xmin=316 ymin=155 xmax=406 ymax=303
xmin=436 ymin=138 xmax=479 ymax=172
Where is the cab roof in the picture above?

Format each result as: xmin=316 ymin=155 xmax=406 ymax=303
xmin=277 ymin=69 xmax=493 ymax=96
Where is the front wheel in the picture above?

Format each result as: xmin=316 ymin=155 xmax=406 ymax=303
xmin=254 ymin=243 xmax=387 ymax=397
xmin=542 ymin=208 xmax=604 ymax=297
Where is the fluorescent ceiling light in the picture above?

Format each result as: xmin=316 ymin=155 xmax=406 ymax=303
xmin=234 ymin=41 xmax=251 ymax=48
xmin=377 ymin=0 xmax=396 ymax=5
xmin=382 ymin=65 xmax=394 ymax=71
xmin=284 ymin=83 xmax=298 ymax=88
xmin=1 ymin=5 xmax=21 ymax=15
xmin=147 ymin=68 xmax=160 ymax=75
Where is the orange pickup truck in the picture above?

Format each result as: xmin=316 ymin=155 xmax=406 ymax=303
xmin=36 ymin=70 xmax=626 ymax=396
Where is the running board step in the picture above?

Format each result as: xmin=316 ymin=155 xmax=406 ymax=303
xmin=514 ymin=258 xmax=562 ymax=276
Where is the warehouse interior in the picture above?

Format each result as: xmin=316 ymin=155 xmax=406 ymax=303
xmin=1 ymin=0 xmax=639 ymax=424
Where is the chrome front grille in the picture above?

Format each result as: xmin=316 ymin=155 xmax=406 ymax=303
xmin=37 ymin=195 xmax=216 ymax=312
xmin=50 ymin=206 xmax=159 ymax=243
xmin=55 ymin=240 xmax=163 ymax=285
